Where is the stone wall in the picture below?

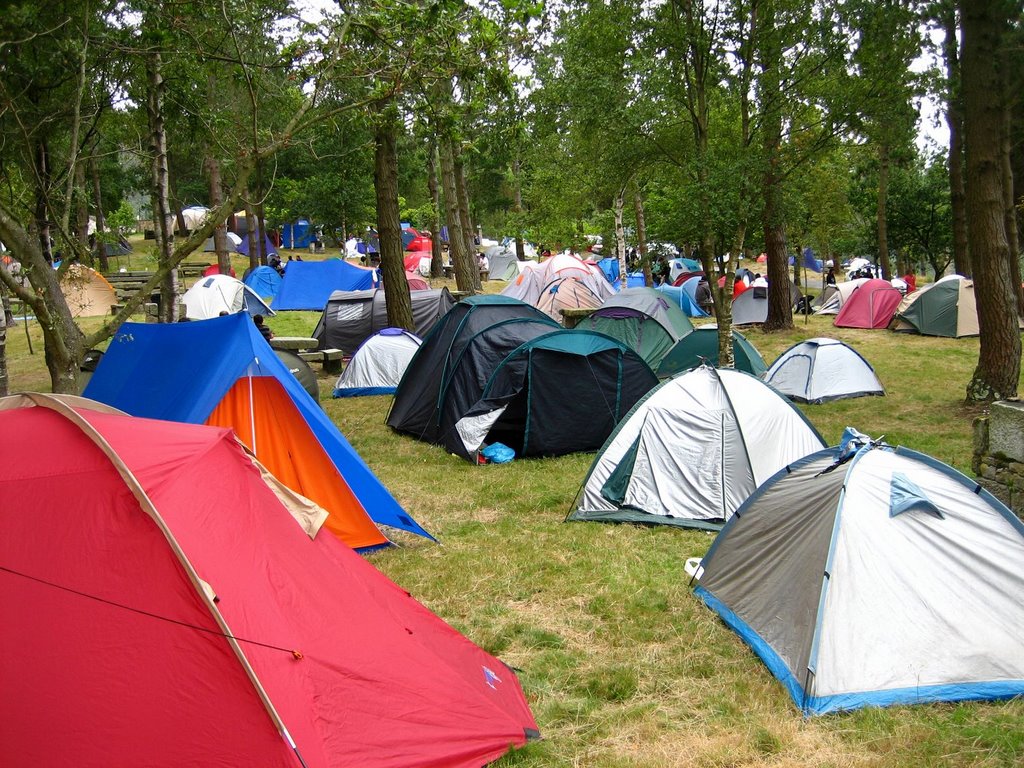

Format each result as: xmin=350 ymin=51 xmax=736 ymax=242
xmin=972 ymin=399 xmax=1024 ymax=516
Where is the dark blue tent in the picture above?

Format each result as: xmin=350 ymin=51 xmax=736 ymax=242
xmin=83 ymin=313 xmax=432 ymax=548
xmin=236 ymin=229 xmax=278 ymax=258
xmin=242 ymin=265 xmax=283 ymax=301
xmin=281 ymin=219 xmax=316 ymax=249
xmin=274 ymin=259 xmax=378 ymax=310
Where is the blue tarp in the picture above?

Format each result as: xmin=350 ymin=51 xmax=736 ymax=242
xmin=274 ymin=259 xmax=378 ymax=311
xmin=83 ymin=313 xmax=432 ymax=544
xmin=243 ymin=265 xmax=283 ymax=301
xmin=281 ymin=219 xmax=315 ymax=249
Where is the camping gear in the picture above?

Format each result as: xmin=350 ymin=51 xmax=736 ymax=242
xmin=84 ymin=313 xmax=432 ymax=551
xmin=0 ymin=393 xmax=537 ymax=766
xmin=833 ymin=278 xmax=903 ymax=329
xmin=449 ymin=330 xmax=659 ymax=461
xmin=691 ymin=434 xmax=1024 ymax=715
xmin=764 ymin=337 xmax=884 ymax=404
xmin=59 ymin=264 xmax=117 ymax=318
xmin=581 ymin=288 xmax=694 ymax=371
xmin=812 ymin=278 xmax=868 ymax=315
xmin=731 ymin=282 xmax=802 ymax=325
xmin=182 ymin=274 xmax=275 ymax=320
xmin=890 ymin=275 xmax=982 ymax=337
xmin=274 ymin=259 xmax=378 ymax=311
xmin=243 ymin=265 xmax=284 ymax=301
xmin=334 ymin=328 xmax=421 ymax=397
xmin=570 ymin=366 xmax=824 ymax=530
xmin=314 ymin=287 xmax=455 ymax=354
xmin=656 ymin=325 xmax=767 ymax=378
xmin=387 ymin=295 xmax=561 ymax=452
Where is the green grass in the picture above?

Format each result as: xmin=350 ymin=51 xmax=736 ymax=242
xmin=6 ymin=301 xmax=1024 ymax=767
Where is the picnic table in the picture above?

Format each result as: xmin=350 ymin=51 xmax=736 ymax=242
xmin=269 ymin=336 xmax=319 ymax=352
xmin=269 ymin=337 xmax=345 ymax=375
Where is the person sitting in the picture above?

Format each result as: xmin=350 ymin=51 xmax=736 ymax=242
xmin=253 ymin=313 xmax=273 ymax=341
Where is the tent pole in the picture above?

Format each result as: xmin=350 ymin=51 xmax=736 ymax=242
xmin=248 ymin=364 xmax=257 ymax=456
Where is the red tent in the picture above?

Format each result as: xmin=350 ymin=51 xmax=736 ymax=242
xmin=833 ymin=278 xmax=903 ymax=329
xmin=203 ymin=263 xmax=237 ymax=278
xmin=0 ymin=394 xmax=538 ymax=767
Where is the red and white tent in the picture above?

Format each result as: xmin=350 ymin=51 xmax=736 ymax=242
xmin=0 ymin=394 xmax=538 ymax=767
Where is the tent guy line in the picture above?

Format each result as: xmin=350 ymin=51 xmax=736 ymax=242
xmin=0 ymin=564 xmax=303 ymax=658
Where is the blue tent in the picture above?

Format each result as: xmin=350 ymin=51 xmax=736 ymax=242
xmin=236 ymin=230 xmax=278 ymax=258
xmin=281 ymin=219 xmax=316 ymax=249
xmin=655 ymin=282 xmax=708 ymax=317
xmin=83 ymin=313 xmax=432 ymax=548
xmin=243 ymin=265 xmax=283 ymax=301
xmin=597 ymin=258 xmax=619 ymax=284
xmin=274 ymin=259 xmax=378 ymax=311
xmin=803 ymin=247 xmax=823 ymax=273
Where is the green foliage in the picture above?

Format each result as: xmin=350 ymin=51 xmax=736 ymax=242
xmin=105 ymin=200 xmax=138 ymax=237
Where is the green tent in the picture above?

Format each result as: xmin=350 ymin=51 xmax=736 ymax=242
xmin=582 ymin=287 xmax=693 ymax=371
xmin=656 ymin=325 xmax=767 ymax=378
xmin=890 ymin=276 xmax=979 ymax=338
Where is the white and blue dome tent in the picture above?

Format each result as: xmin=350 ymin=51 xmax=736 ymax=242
xmin=334 ymin=329 xmax=422 ymax=397
xmin=763 ymin=338 xmax=884 ymax=404
xmin=569 ymin=366 xmax=825 ymax=530
xmin=182 ymin=274 xmax=274 ymax=320
xmin=691 ymin=431 xmax=1024 ymax=716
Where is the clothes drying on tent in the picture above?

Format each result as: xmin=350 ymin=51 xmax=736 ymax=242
xmin=656 ymin=325 xmax=767 ymax=378
xmin=83 ymin=313 xmax=432 ymax=550
xmin=59 ymin=264 xmax=117 ymax=318
xmin=581 ymin=287 xmax=694 ymax=371
xmin=889 ymin=275 xmax=994 ymax=337
xmin=731 ymin=282 xmax=803 ymax=325
xmin=387 ymin=295 xmax=561 ymax=452
xmin=274 ymin=259 xmax=378 ymax=311
xmin=570 ymin=366 xmax=824 ymax=530
xmin=764 ymin=337 xmax=884 ymax=404
xmin=243 ymin=265 xmax=283 ymax=301
xmin=0 ymin=393 xmax=537 ymax=767
xmin=450 ymin=330 xmax=659 ymax=461
xmin=691 ymin=433 xmax=1024 ymax=715
xmin=334 ymin=328 xmax=421 ymax=397
xmin=182 ymin=274 xmax=275 ymax=320
xmin=313 ymin=287 xmax=455 ymax=354
xmin=833 ymin=278 xmax=903 ymax=329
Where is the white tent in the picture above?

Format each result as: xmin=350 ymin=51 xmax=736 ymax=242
xmin=569 ymin=367 xmax=826 ymax=530
xmin=179 ymin=206 xmax=210 ymax=231
xmin=764 ymin=338 xmax=883 ymax=404
xmin=182 ymin=274 xmax=274 ymax=320
xmin=692 ymin=434 xmax=1024 ymax=715
xmin=333 ymin=328 xmax=421 ymax=397
xmin=812 ymin=278 xmax=868 ymax=315
xmin=203 ymin=231 xmax=243 ymax=252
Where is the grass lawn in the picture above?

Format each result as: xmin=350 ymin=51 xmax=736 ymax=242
xmin=6 ymin=269 xmax=1024 ymax=766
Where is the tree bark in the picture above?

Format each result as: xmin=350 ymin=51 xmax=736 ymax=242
xmin=74 ymin=160 xmax=91 ymax=262
xmin=440 ymin=138 xmax=475 ymax=293
xmin=205 ymin=153 xmax=231 ymax=276
xmin=634 ymin=190 xmax=652 ymax=286
xmin=427 ymin=142 xmax=444 ymax=279
xmin=147 ymin=49 xmax=177 ymax=323
xmin=89 ymin=155 xmax=109 ymax=272
xmin=961 ymin=0 xmax=1020 ymax=402
xmin=454 ymin=147 xmax=479 ymax=290
xmin=614 ymin=189 xmax=627 ymax=290
xmin=877 ymin=142 xmax=892 ymax=280
xmin=245 ymin=197 xmax=259 ymax=273
xmin=374 ymin=109 xmax=413 ymax=330
xmin=0 ymin=303 xmax=7 ymax=397
xmin=1000 ymin=53 xmax=1022 ymax=313
xmin=513 ymin=157 xmax=526 ymax=261
xmin=943 ymin=7 xmax=971 ymax=277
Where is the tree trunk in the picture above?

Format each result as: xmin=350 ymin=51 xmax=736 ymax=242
xmin=1001 ymin=57 xmax=1022 ymax=313
xmin=427 ymin=142 xmax=444 ymax=279
xmin=255 ymin=159 xmax=268 ymax=266
xmin=614 ymin=189 xmax=627 ymax=290
xmin=877 ymin=142 xmax=892 ymax=281
xmin=961 ymin=0 xmax=1020 ymax=402
xmin=454 ymin=148 xmax=479 ymax=290
xmin=440 ymin=138 xmax=475 ymax=293
xmin=206 ymin=153 xmax=231 ymax=276
xmin=245 ymin=197 xmax=259 ymax=272
xmin=0 ymin=305 xmax=7 ymax=397
xmin=75 ymin=160 xmax=91 ymax=263
xmin=634 ymin=190 xmax=653 ymax=286
xmin=943 ymin=7 xmax=971 ymax=277
xmin=89 ymin=155 xmax=109 ymax=272
xmin=34 ymin=140 xmax=53 ymax=265
xmin=147 ymin=49 xmax=177 ymax=323
xmin=513 ymin=157 xmax=526 ymax=261
xmin=374 ymin=110 xmax=413 ymax=330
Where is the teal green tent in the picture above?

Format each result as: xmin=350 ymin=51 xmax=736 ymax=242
xmin=657 ymin=325 xmax=766 ymax=378
xmin=582 ymin=288 xmax=693 ymax=371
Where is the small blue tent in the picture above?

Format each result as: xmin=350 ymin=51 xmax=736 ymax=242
xmin=83 ymin=313 xmax=432 ymax=549
xmin=274 ymin=259 xmax=378 ymax=311
xmin=655 ymin=282 xmax=708 ymax=318
xmin=243 ymin=265 xmax=283 ymax=301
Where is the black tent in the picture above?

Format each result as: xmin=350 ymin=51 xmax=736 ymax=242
xmin=313 ymin=287 xmax=455 ymax=354
xmin=387 ymin=295 xmax=559 ymax=449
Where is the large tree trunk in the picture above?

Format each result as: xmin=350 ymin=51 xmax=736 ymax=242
xmin=245 ymin=197 xmax=259 ymax=272
xmin=513 ymin=157 xmax=526 ymax=261
xmin=876 ymin=142 xmax=892 ymax=280
xmin=614 ymin=189 xmax=627 ymax=290
xmin=374 ymin=110 xmax=413 ymax=330
xmin=634 ymin=190 xmax=653 ymax=286
xmin=147 ymin=49 xmax=177 ymax=323
xmin=34 ymin=140 xmax=54 ymax=265
xmin=1001 ymin=56 xmax=1022 ymax=313
xmin=961 ymin=0 xmax=1020 ymax=402
xmin=440 ymin=138 xmax=475 ymax=293
xmin=89 ymin=155 xmax=109 ymax=272
xmin=206 ymin=153 xmax=231 ymax=276
xmin=427 ymin=142 xmax=444 ymax=279
xmin=943 ymin=7 xmax=971 ymax=277
xmin=454 ymin=148 xmax=479 ymax=290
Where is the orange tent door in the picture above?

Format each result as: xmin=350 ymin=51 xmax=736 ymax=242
xmin=207 ymin=376 xmax=388 ymax=550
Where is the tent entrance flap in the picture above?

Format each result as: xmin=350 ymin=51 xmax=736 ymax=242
xmin=207 ymin=377 xmax=389 ymax=550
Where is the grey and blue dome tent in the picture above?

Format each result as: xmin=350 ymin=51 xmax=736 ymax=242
xmin=387 ymin=296 xmax=561 ymax=453
xmin=569 ymin=366 xmax=824 ymax=530
xmin=656 ymin=325 xmax=767 ymax=378
xmin=581 ymin=287 xmax=694 ymax=371
xmin=452 ymin=330 xmax=659 ymax=461
xmin=692 ymin=432 xmax=1024 ymax=715
xmin=334 ymin=328 xmax=421 ymax=397
xmin=764 ymin=337 xmax=884 ymax=404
